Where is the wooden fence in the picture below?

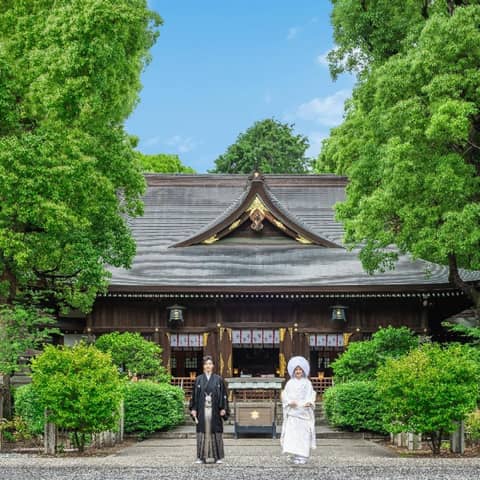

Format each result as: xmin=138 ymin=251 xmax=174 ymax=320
xmin=171 ymin=376 xmax=334 ymax=400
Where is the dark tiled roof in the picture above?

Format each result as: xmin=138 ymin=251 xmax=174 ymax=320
xmin=108 ymin=174 xmax=479 ymax=291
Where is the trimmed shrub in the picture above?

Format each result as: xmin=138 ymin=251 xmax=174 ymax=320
xmin=124 ymin=381 xmax=184 ymax=436
xmin=31 ymin=343 xmax=123 ymax=451
xmin=377 ymin=343 xmax=480 ymax=454
xmin=323 ymin=381 xmax=387 ymax=434
xmin=332 ymin=326 xmax=418 ymax=382
xmin=13 ymin=384 xmax=44 ymax=436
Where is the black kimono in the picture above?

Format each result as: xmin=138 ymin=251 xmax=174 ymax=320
xmin=189 ymin=373 xmax=229 ymax=461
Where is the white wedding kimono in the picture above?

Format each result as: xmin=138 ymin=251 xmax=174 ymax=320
xmin=280 ymin=377 xmax=316 ymax=458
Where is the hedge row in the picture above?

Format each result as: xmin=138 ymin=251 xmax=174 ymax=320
xmin=123 ymin=380 xmax=184 ymax=435
xmin=13 ymin=380 xmax=184 ymax=438
xmin=323 ymin=380 xmax=387 ymax=434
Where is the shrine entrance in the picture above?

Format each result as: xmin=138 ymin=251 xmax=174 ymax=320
xmin=232 ymin=347 xmax=280 ymax=377
xmin=231 ymin=328 xmax=280 ymax=377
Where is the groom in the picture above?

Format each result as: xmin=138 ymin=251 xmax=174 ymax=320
xmin=189 ymin=356 xmax=229 ymax=464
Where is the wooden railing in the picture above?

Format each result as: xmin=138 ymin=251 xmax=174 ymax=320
xmin=171 ymin=377 xmax=195 ymax=398
xmin=171 ymin=376 xmax=334 ymax=399
xmin=310 ymin=377 xmax=334 ymax=396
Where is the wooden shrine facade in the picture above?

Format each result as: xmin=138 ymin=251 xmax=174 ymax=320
xmin=58 ymin=173 xmax=476 ymax=380
xmin=78 ymin=287 xmax=468 ymax=380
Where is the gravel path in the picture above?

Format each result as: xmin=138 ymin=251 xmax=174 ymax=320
xmin=1 ymin=438 xmax=479 ymax=480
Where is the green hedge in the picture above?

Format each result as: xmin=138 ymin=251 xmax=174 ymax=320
xmin=13 ymin=384 xmax=44 ymax=436
xmin=124 ymin=381 xmax=184 ymax=436
xmin=323 ymin=381 xmax=387 ymax=434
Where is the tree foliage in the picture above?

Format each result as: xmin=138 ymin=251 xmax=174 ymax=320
xmin=212 ymin=118 xmax=311 ymax=174
xmin=31 ymin=343 xmax=123 ymax=451
xmin=331 ymin=326 xmax=418 ymax=382
xmin=95 ymin=331 xmax=168 ymax=380
xmin=319 ymin=2 xmax=480 ymax=308
xmin=0 ymin=1 xmax=162 ymax=312
xmin=377 ymin=343 xmax=480 ymax=454
xmin=0 ymin=304 xmax=58 ymax=375
xmin=137 ymin=152 xmax=195 ymax=173
xmin=13 ymin=384 xmax=45 ymax=436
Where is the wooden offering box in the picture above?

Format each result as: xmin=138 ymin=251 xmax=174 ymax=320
xmin=226 ymin=377 xmax=283 ymax=439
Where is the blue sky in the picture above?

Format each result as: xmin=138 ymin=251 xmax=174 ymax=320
xmin=126 ymin=1 xmax=354 ymax=172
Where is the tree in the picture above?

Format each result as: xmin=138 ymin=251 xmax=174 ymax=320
xmin=211 ymin=118 xmax=311 ymax=173
xmin=0 ymin=1 xmax=162 ymax=312
xmin=377 ymin=343 xmax=480 ymax=454
xmin=318 ymin=2 xmax=480 ymax=311
xmin=95 ymin=331 xmax=167 ymax=379
xmin=327 ymin=0 xmax=431 ymax=78
xmin=31 ymin=343 xmax=123 ymax=451
xmin=0 ymin=304 xmax=58 ymax=375
xmin=137 ymin=152 xmax=195 ymax=173
xmin=331 ymin=326 xmax=418 ymax=382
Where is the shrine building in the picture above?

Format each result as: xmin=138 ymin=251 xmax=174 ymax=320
xmin=60 ymin=172 xmax=474 ymax=389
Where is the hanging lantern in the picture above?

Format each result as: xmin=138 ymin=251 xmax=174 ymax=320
xmin=331 ymin=305 xmax=348 ymax=322
xmin=167 ymin=304 xmax=186 ymax=325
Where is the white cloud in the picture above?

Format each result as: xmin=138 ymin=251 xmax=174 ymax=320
xmin=295 ymin=90 xmax=350 ymax=127
xmin=286 ymin=27 xmax=299 ymax=40
xmin=166 ymin=135 xmax=197 ymax=153
xmin=143 ymin=136 xmax=161 ymax=147
xmin=316 ymin=50 xmax=330 ymax=67
xmin=306 ymin=132 xmax=327 ymax=158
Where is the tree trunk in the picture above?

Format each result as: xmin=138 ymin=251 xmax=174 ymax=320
xmin=429 ymin=430 xmax=443 ymax=455
xmin=448 ymin=254 xmax=480 ymax=313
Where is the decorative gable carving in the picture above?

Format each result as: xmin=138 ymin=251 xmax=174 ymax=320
xmin=172 ymin=172 xmax=342 ymax=248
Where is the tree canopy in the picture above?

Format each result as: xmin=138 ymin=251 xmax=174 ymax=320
xmin=211 ymin=118 xmax=311 ymax=174
xmin=95 ymin=331 xmax=167 ymax=379
xmin=137 ymin=152 xmax=195 ymax=173
xmin=318 ymin=1 xmax=480 ymax=309
xmin=0 ymin=1 xmax=162 ymax=312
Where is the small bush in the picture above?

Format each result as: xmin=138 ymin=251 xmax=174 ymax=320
xmin=124 ymin=381 xmax=184 ymax=436
xmin=323 ymin=381 xmax=387 ymax=434
xmin=466 ymin=410 xmax=480 ymax=446
xmin=14 ymin=384 xmax=44 ymax=436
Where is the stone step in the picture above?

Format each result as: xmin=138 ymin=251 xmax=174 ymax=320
xmin=148 ymin=424 xmax=366 ymax=440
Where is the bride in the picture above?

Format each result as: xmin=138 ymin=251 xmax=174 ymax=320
xmin=280 ymin=356 xmax=316 ymax=465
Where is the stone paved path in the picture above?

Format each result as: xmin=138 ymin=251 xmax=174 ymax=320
xmin=1 ymin=437 xmax=480 ymax=479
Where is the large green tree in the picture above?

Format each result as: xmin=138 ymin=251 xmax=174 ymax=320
xmin=318 ymin=1 xmax=480 ymax=311
xmin=0 ymin=1 xmax=161 ymax=312
xmin=211 ymin=118 xmax=311 ymax=174
xmin=137 ymin=152 xmax=195 ymax=173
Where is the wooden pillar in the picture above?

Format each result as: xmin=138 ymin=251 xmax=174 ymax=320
xmin=218 ymin=328 xmax=233 ymax=378
xmin=279 ymin=327 xmax=293 ymax=378
xmin=44 ymin=409 xmax=57 ymax=454
xmin=85 ymin=313 xmax=94 ymax=343
xmin=161 ymin=331 xmax=171 ymax=373
xmin=292 ymin=331 xmax=309 ymax=358
xmin=203 ymin=330 xmax=218 ymax=366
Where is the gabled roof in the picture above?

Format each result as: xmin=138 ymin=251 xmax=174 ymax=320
xmin=172 ymin=172 xmax=342 ymax=248
xmin=106 ymin=174 xmax=480 ymax=292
